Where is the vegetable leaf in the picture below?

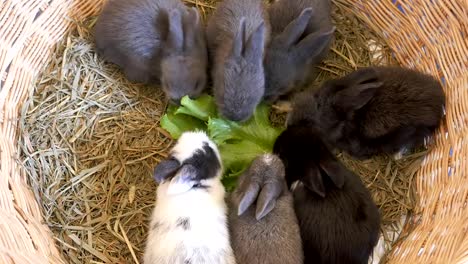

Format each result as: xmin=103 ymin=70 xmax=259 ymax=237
xmin=160 ymin=105 xmax=206 ymax=139
xmin=160 ymin=95 xmax=284 ymax=189
xmin=175 ymin=94 xmax=217 ymax=121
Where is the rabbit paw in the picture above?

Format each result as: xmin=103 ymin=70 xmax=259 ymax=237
xmin=393 ymin=147 xmax=409 ymax=160
xmin=272 ymin=101 xmax=292 ymax=113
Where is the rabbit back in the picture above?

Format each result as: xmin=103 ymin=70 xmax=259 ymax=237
xmin=333 ymin=66 xmax=445 ymax=158
xmin=358 ymin=67 xmax=445 ymax=139
xmin=228 ymin=192 xmax=303 ymax=264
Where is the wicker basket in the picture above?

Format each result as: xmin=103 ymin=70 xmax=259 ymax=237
xmin=0 ymin=0 xmax=466 ymax=263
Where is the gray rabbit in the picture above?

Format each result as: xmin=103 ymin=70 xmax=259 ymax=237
xmin=94 ymin=0 xmax=207 ymax=103
xmin=227 ymin=154 xmax=303 ymax=264
xmin=206 ymin=0 xmax=270 ymax=121
xmin=264 ymin=0 xmax=335 ymax=102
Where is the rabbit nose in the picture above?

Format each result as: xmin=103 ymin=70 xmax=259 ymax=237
xmin=229 ymin=114 xmax=250 ymax=123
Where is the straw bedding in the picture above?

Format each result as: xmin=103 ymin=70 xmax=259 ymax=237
xmin=14 ymin=0 xmax=453 ymax=263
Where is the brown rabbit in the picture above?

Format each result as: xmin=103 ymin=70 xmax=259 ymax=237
xmin=227 ymin=154 xmax=303 ymax=264
xmin=287 ymin=66 xmax=446 ymax=159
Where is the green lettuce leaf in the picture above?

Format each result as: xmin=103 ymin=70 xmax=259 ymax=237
xmin=175 ymin=94 xmax=217 ymax=121
xmin=160 ymin=105 xmax=207 ymax=139
xmin=208 ymin=103 xmax=281 ymax=149
xmin=160 ymin=95 xmax=284 ymax=189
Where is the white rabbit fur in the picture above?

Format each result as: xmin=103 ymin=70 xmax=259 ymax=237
xmin=144 ymin=131 xmax=236 ymax=264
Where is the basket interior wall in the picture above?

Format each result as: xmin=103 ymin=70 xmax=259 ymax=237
xmin=0 ymin=0 xmax=466 ymax=263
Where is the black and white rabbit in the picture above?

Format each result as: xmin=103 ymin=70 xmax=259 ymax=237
xmin=144 ymin=131 xmax=236 ymax=264
xmin=273 ymin=125 xmax=381 ymax=264
xmin=264 ymin=0 xmax=335 ymax=102
xmin=95 ymin=0 xmax=207 ymax=103
xmin=228 ymin=154 xmax=303 ymax=264
xmin=287 ymin=66 xmax=446 ymax=159
xmin=206 ymin=0 xmax=270 ymax=121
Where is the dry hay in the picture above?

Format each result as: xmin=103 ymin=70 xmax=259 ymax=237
xmin=18 ymin=0 xmax=425 ymax=263
xmin=19 ymin=17 xmax=170 ymax=263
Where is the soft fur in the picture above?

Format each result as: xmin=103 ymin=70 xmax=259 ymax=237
xmin=273 ymin=126 xmax=381 ymax=264
xmin=94 ymin=0 xmax=207 ymax=102
xmin=227 ymin=154 xmax=303 ymax=264
xmin=287 ymin=66 xmax=446 ymax=159
xmin=264 ymin=0 xmax=334 ymax=102
xmin=144 ymin=131 xmax=236 ymax=264
xmin=206 ymin=0 xmax=270 ymax=121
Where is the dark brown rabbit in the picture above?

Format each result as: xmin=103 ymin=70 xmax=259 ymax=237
xmin=287 ymin=66 xmax=446 ymax=159
xmin=273 ymin=125 xmax=380 ymax=264
xmin=227 ymin=154 xmax=303 ymax=264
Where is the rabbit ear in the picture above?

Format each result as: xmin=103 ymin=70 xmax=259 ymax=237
xmin=183 ymin=7 xmax=201 ymax=49
xmin=166 ymin=164 xmax=198 ymax=195
xmin=295 ymin=26 xmax=335 ymax=59
xmin=277 ymin=8 xmax=313 ymax=47
xmin=335 ymin=82 xmax=382 ymax=110
xmin=345 ymin=67 xmax=379 ymax=85
xmin=302 ymin=165 xmax=326 ymax=198
xmin=319 ymin=159 xmax=345 ymax=189
xmin=244 ymin=22 xmax=266 ymax=61
xmin=255 ymin=181 xmax=283 ymax=220
xmin=153 ymin=158 xmax=180 ymax=183
xmin=238 ymin=181 xmax=261 ymax=216
xmin=231 ymin=18 xmax=247 ymax=57
xmin=167 ymin=9 xmax=184 ymax=51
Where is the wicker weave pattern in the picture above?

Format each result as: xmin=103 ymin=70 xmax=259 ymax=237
xmin=0 ymin=1 xmax=103 ymax=263
xmin=0 ymin=0 xmax=466 ymax=263
xmin=346 ymin=1 xmax=468 ymax=263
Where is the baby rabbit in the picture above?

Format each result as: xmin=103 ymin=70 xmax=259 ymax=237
xmin=144 ymin=131 xmax=236 ymax=264
xmin=264 ymin=0 xmax=335 ymax=102
xmin=227 ymin=154 xmax=303 ymax=264
xmin=273 ymin=125 xmax=381 ymax=264
xmin=287 ymin=66 xmax=446 ymax=159
xmin=94 ymin=0 xmax=207 ymax=103
xmin=206 ymin=0 xmax=270 ymax=121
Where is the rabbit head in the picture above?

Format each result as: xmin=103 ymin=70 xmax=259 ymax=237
xmin=161 ymin=8 xmax=208 ymax=103
xmin=264 ymin=8 xmax=335 ymax=102
xmin=287 ymin=68 xmax=383 ymax=143
xmin=153 ymin=131 xmax=222 ymax=195
xmin=214 ymin=19 xmax=266 ymax=122
xmin=233 ymin=154 xmax=287 ymax=220
xmin=273 ymin=126 xmax=344 ymax=197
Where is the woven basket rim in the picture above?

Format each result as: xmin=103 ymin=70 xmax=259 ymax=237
xmin=0 ymin=0 xmax=467 ymax=263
